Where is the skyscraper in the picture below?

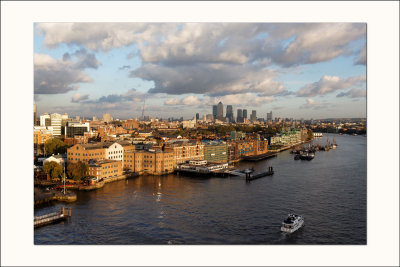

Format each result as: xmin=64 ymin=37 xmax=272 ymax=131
xmin=237 ymin=109 xmax=243 ymax=123
xmin=196 ymin=113 xmax=200 ymax=121
xmin=50 ymin=113 xmax=62 ymax=136
xmin=217 ymin=101 xmax=224 ymax=119
xmin=243 ymin=109 xmax=247 ymax=119
xmin=250 ymin=110 xmax=257 ymax=122
xmin=226 ymin=105 xmax=234 ymax=122
xmin=212 ymin=105 xmax=218 ymax=120
xmin=267 ymin=111 xmax=273 ymax=122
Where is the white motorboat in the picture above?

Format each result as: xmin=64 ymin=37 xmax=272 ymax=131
xmin=281 ymin=214 xmax=304 ymax=233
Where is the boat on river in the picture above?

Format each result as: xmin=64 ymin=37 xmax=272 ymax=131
xmin=281 ymin=214 xmax=304 ymax=233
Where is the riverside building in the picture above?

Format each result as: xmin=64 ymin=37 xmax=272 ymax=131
xmin=67 ymin=142 xmax=126 ymax=164
xmin=123 ymin=149 xmax=174 ymax=175
xmin=203 ymin=141 xmax=228 ymax=163
xmin=88 ymin=159 xmax=123 ymax=180
xmin=159 ymin=141 xmax=205 ymax=166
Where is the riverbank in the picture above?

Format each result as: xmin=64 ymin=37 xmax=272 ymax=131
xmin=34 ymin=187 xmax=77 ymax=206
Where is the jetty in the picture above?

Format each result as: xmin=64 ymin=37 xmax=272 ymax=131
xmin=34 ymin=207 xmax=71 ymax=228
xmin=34 ymin=187 xmax=77 ymax=206
xmin=246 ymin=166 xmax=274 ymax=181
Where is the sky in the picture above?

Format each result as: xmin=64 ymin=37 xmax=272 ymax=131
xmin=34 ymin=23 xmax=366 ymax=120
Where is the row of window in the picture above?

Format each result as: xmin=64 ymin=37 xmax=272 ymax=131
xmin=108 ymin=150 xmax=123 ymax=154
xmin=67 ymin=152 xmax=104 ymax=156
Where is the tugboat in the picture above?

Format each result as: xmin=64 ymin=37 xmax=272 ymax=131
xmin=281 ymin=214 xmax=304 ymax=233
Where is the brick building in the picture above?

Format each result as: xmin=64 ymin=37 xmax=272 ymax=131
xmin=158 ymin=141 xmax=204 ymax=166
xmin=88 ymin=160 xmax=123 ymax=180
xmin=122 ymin=119 xmax=139 ymax=130
xmin=123 ymin=149 xmax=174 ymax=175
xmin=203 ymin=141 xmax=228 ymax=163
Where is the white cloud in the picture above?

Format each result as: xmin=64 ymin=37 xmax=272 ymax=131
xmin=336 ymin=88 xmax=366 ymax=98
xmin=34 ymin=53 xmax=93 ymax=94
xmin=133 ymin=63 xmax=286 ymax=96
xmin=300 ymin=98 xmax=323 ymax=109
xmin=354 ymin=46 xmax=366 ymax=65
xmin=71 ymin=93 xmax=89 ymax=103
xmin=297 ymin=75 xmax=366 ymax=97
xmin=36 ymin=23 xmax=366 ymax=67
xmin=164 ymin=93 xmax=275 ymax=107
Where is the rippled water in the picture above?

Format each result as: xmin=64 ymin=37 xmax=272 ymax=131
xmin=34 ymin=134 xmax=366 ymax=244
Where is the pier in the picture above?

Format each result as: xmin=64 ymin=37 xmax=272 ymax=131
xmin=246 ymin=166 xmax=274 ymax=181
xmin=34 ymin=207 xmax=71 ymax=228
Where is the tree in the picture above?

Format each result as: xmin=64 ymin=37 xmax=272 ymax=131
xmin=44 ymin=138 xmax=68 ymax=155
xmin=43 ymin=161 xmax=63 ymax=180
xmin=67 ymin=162 xmax=88 ymax=181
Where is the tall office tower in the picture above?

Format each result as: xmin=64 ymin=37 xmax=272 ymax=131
xmin=40 ymin=113 xmax=51 ymax=126
xmin=243 ymin=109 xmax=247 ymax=120
xmin=226 ymin=105 xmax=234 ymax=122
xmin=93 ymin=116 xmax=98 ymax=121
xmin=217 ymin=101 xmax=224 ymax=118
xmin=237 ymin=109 xmax=243 ymax=123
xmin=250 ymin=110 xmax=257 ymax=122
xmin=196 ymin=113 xmax=200 ymax=121
xmin=267 ymin=111 xmax=273 ymax=122
xmin=212 ymin=105 xmax=218 ymax=120
xmin=103 ymin=113 xmax=112 ymax=123
xmin=50 ymin=113 xmax=62 ymax=136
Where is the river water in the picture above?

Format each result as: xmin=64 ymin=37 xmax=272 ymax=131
xmin=34 ymin=134 xmax=366 ymax=245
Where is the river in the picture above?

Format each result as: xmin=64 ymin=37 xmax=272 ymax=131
xmin=34 ymin=133 xmax=366 ymax=244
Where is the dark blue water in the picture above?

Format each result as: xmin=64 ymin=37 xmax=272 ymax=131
xmin=34 ymin=134 xmax=366 ymax=244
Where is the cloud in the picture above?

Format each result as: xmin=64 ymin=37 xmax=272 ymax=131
xmin=354 ymin=46 xmax=366 ymax=65
xmin=132 ymin=63 xmax=286 ymax=96
xmin=164 ymin=93 xmax=275 ymax=107
xmin=71 ymin=93 xmax=89 ymax=103
xmin=300 ymin=98 xmax=323 ymax=110
xmin=296 ymin=75 xmax=366 ymax=97
xmin=34 ymin=53 xmax=93 ymax=94
xmin=336 ymin=88 xmax=366 ymax=98
xmin=36 ymin=23 xmax=366 ymax=68
xmin=265 ymin=23 xmax=366 ymax=67
xmin=63 ymin=48 xmax=101 ymax=69
xmin=82 ymin=89 xmax=146 ymax=105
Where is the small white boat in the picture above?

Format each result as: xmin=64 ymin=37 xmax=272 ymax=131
xmin=281 ymin=214 xmax=304 ymax=233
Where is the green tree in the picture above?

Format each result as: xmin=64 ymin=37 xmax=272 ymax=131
xmin=44 ymin=138 xmax=67 ymax=155
xmin=67 ymin=162 xmax=88 ymax=181
xmin=43 ymin=161 xmax=63 ymax=180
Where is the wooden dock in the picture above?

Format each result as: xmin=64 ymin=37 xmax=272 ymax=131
xmin=34 ymin=207 xmax=71 ymax=228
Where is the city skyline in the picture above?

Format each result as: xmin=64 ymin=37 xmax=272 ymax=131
xmin=34 ymin=23 xmax=366 ymax=119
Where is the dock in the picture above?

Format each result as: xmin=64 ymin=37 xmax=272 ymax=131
xmin=246 ymin=167 xmax=274 ymax=181
xmin=34 ymin=207 xmax=71 ymax=228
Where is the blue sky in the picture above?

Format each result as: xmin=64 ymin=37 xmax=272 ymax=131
xmin=34 ymin=23 xmax=366 ymax=120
